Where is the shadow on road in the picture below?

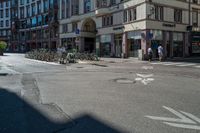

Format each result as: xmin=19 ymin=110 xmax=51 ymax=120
xmin=0 ymin=88 xmax=125 ymax=133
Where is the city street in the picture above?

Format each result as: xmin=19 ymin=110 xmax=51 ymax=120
xmin=0 ymin=53 xmax=200 ymax=133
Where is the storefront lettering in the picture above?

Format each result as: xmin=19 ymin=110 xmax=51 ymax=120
xmin=163 ymin=23 xmax=176 ymax=27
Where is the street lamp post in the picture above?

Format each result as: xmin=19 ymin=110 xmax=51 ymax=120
xmin=188 ymin=0 xmax=192 ymax=56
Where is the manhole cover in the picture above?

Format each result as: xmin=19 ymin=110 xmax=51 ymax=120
xmin=114 ymin=78 xmax=135 ymax=84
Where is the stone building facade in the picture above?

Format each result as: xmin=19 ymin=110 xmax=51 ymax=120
xmin=59 ymin=0 xmax=200 ymax=58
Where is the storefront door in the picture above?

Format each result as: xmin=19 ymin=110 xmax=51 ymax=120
xmin=129 ymin=39 xmax=141 ymax=57
xmin=115 ymin=35 xmax=122 ymax=57
xmin=84 ymin=37 xmax=95 ymax=53
xmin=173 ymin=33 xmax=183 ymax=57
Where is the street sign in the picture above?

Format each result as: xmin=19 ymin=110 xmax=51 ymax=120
xmin=75 ymin=29 xmax=80 ymax=35
xmin=146 ymin=106 xmax=200 ymax=130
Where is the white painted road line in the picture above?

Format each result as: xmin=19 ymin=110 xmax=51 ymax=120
xmin=194 ymin=66 xmax=200 ymax=68
xmin=0 ymin=66 xmax=21 ymax=74
xmin=164 ymin=122 xmax=200 ymax=130
xmin=146 ymin=106 xmax=196 ymax=124
xmin=142 ymin=66 xmax=154 ymax=70
xmin=150 ymin=62 xmax=164 ymax=65
xmin=176 ymin=64 xmax=196 ymax=67
xmin=146 ymin=106 xmax=200 ymax=130
xmin=26 ymin=59 xmax=61 ymax=66
xmin=180 ymin=111 xmax=200 ymax=123
xmin=162 ymin=63 xmax=184 ymax=66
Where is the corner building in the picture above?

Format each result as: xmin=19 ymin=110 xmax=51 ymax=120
xmin=0 ymin=0 xmax=11 ymax=48
xmin=59 ymin=0 xmax=200 ymax=58
xmin=10 ymin=0 xmax=59 ymax=52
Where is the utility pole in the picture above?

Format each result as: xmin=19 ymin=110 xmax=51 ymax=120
xmin=189 ymin=0 xmax=191 ymax=26
xmin=188 ymin=0 xmax=192 ymax=56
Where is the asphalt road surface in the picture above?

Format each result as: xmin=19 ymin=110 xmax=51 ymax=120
xmin=0 ymin=53 xmax=200 ymax=133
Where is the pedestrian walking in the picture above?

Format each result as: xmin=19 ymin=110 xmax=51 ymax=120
xmin=147 ymin=47 xmax=153 ymax=62
xmin=158 ymin=45 xmax=164 ymax=62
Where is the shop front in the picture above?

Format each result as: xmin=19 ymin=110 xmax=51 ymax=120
xmin=191 ymin=32 xmax=200 ymax=55
xmin=150 ymin=30 xmax=163 ymax=58
xmin=114 ymin=34 xmax=123 ymax=58
xmin=61 ymin=38 xmax=76 ymax=51
xmin=173 ymin=32 xmax=183 ymax=57
xmin=127 ymin=31 xmax=141 ymax=57
xmin=100 ymin=34 xmax=112 ymax=57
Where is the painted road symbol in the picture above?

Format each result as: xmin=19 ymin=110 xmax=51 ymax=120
xmin=135 ymin=73 xmax=154 ymax=85
xmin=146 ymin=106 xmax=200 ymax=130
xmin=142 ymin=66 xmax=154 ymax=70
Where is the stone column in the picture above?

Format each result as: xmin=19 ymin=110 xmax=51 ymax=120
xmin=122 ymin=32 xmax=127 ymax=58
xmin=170 ymin=32 xmax=173 ymax=58
xmin=184 ymin=32 xmax=190 ymax=57
xmin=79 ymin=37 xmax=84 ymax=52
xmin=111 ymin=33 xmax=115 ymax=57
xmin=95 ymin=36 xmax=100 ymax=57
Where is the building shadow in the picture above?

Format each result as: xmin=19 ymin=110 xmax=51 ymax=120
xmin=0 ymin=88 xmax=126 ymax=133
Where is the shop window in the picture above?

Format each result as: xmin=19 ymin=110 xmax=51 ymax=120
xmin=192 ymin=9 xmax=198 ymax=27
xmin=174 ymin=9 xmax=182 ymax=23
xmin=124 ymin=8 xmax=137 ymax=22
xmin=154 ymin=6 xmax=163 ymax=21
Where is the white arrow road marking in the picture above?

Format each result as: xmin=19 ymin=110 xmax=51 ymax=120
xmin=164 ymin=122 xmax=200 ymax=130
xmin=141 ymin=78 xmax=154 ymax=85
xmin=135 ymin=74 xmax=154 ymax=85
xmin=145 ymin=106 xmax=200 ymax=130
xmin=136 ymin=74 xmax=154 ymax=78
xmin=180 ymin=111 xmax=200 ymax=123
xmin=146 ymin=106 xmax=196 ymax=124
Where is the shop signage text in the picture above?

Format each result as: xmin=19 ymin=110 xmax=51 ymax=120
xmin=163 ymin=23 xmax=176 ymax=27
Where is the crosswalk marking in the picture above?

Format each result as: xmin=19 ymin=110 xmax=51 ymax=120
xmin=176 ymin=64 xmax=196 ymax=67
xmin=162 ymin=63 xmax=183 ymax=66
xmin=151 ymin=62 xmax=164 ymax=65
xmin=194 ymin=66 xmax=200 ymax=68
xmin=150 ymin=62 xmax=200 ymax=68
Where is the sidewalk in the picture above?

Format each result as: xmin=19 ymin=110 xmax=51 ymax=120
xmin=163 ymin=57 xmax=200 ymax=63
xmin=99 ymin=57 xmax=143 ymax=63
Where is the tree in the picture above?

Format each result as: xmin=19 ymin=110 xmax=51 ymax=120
xmin=0 ymin=41 xmax=7 ymax=56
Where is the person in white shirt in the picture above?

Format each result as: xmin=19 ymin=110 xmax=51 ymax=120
xmin=147 ymin=47 xmax=153 ymax=62
xmin=158 ymin=45 xmax=164 ymax=62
